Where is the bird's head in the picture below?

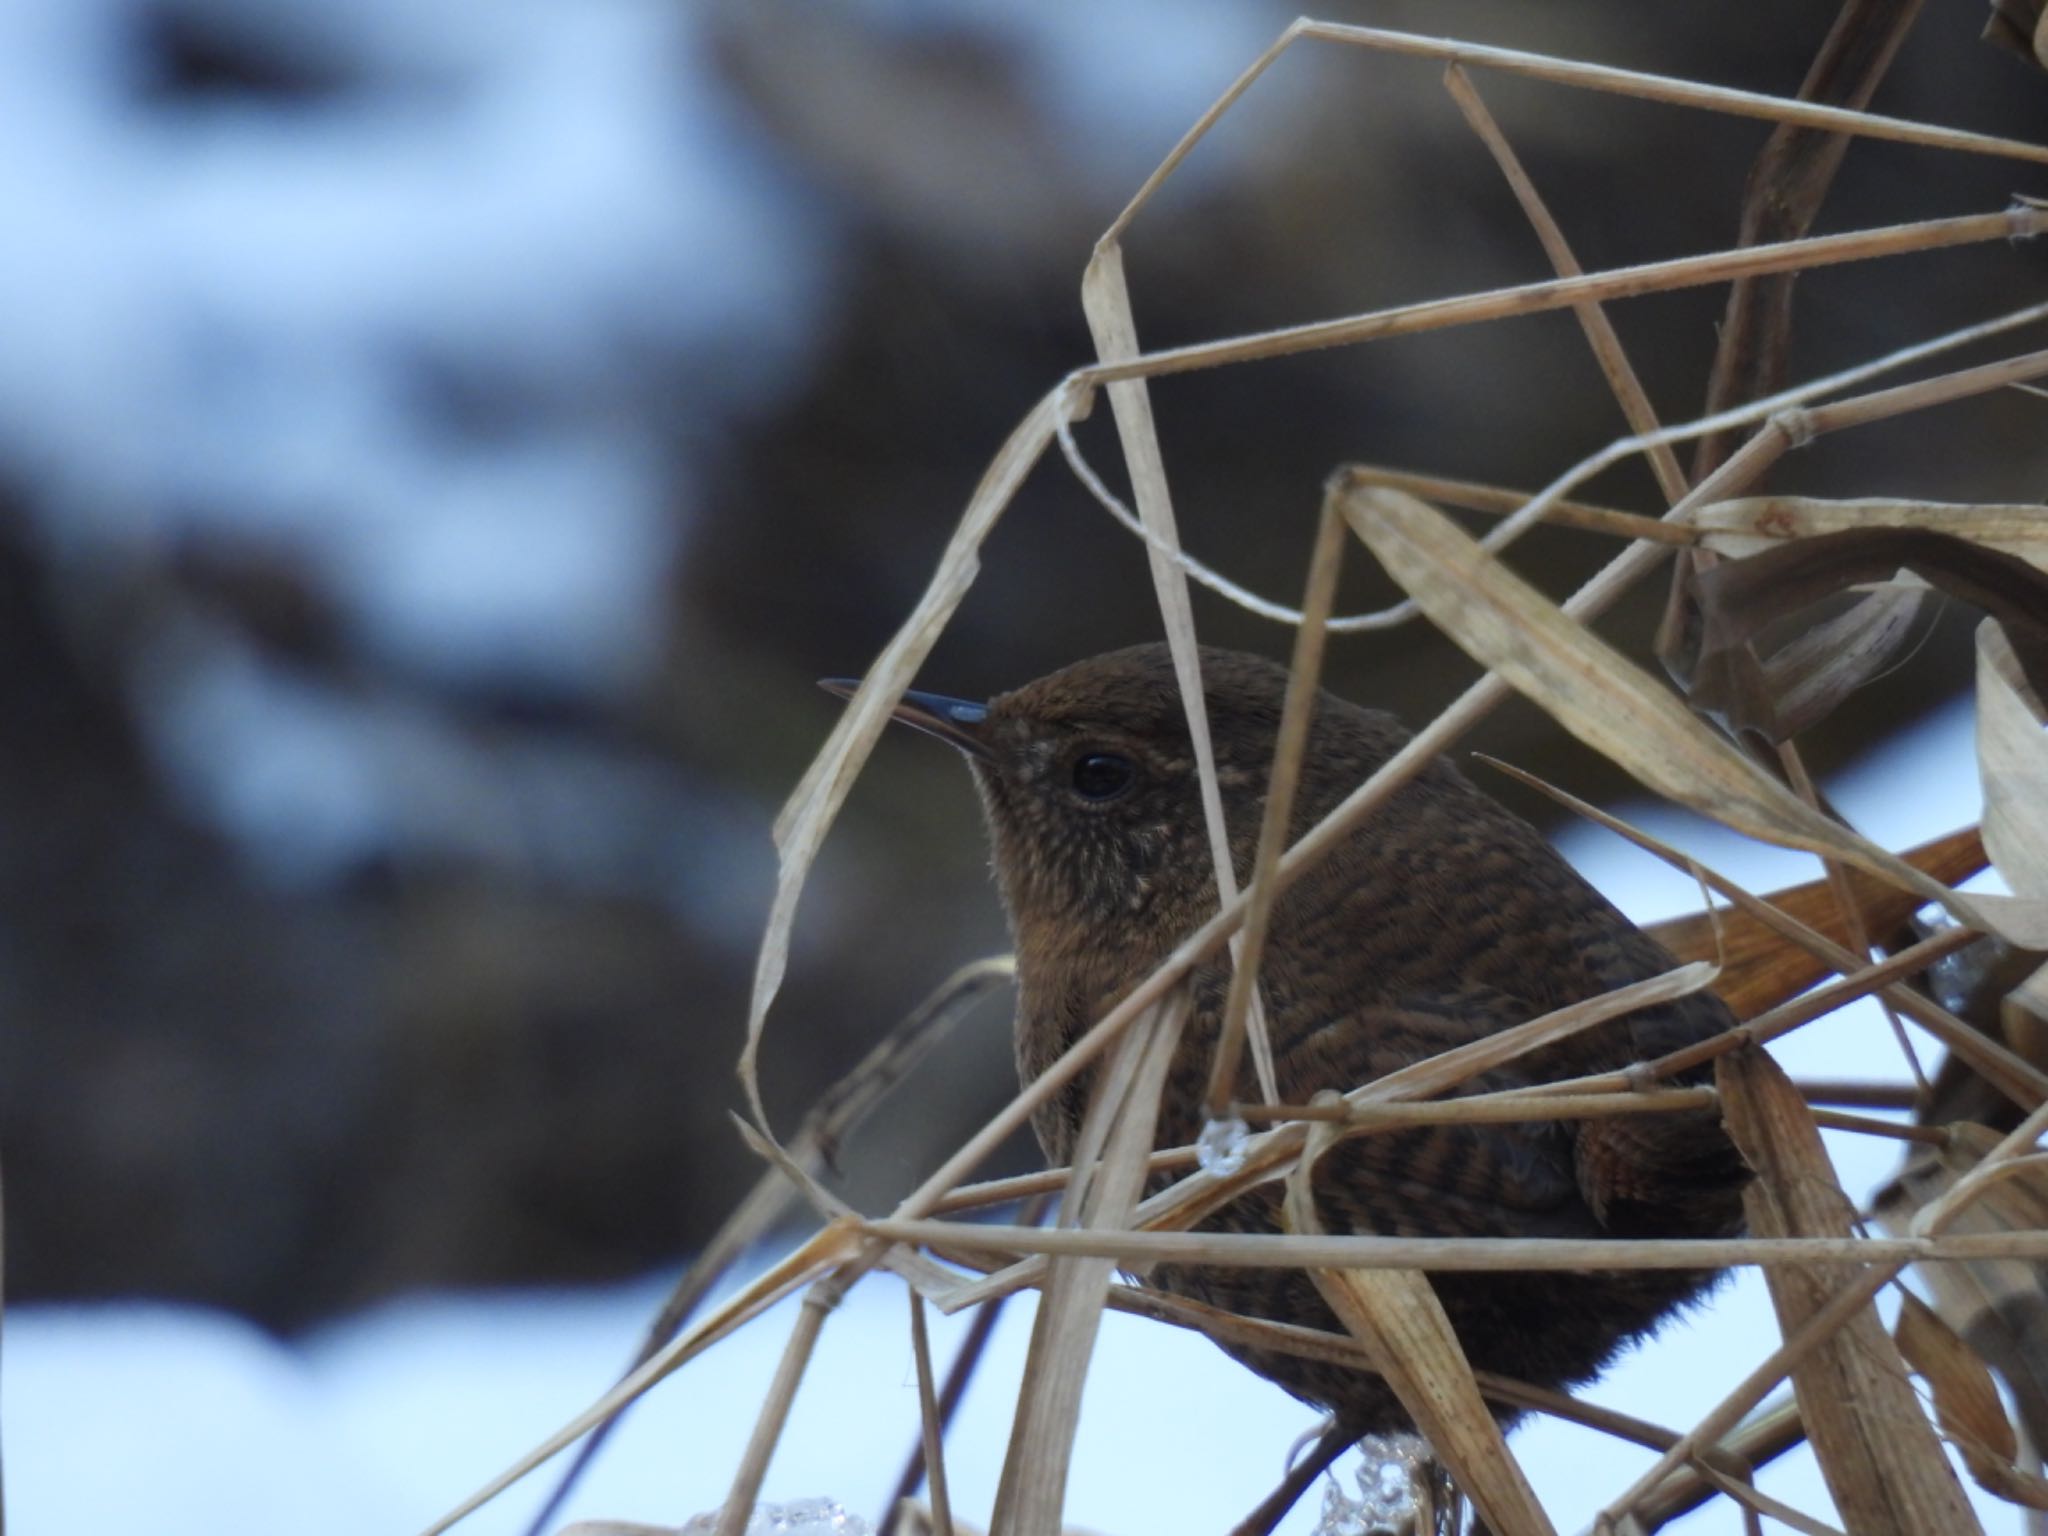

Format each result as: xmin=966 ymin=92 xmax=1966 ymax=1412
xmin=824 ymin=644 xmax=1358 ymax=951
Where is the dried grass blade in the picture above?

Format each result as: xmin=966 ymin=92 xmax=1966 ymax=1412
xmin=1080 ymin=246 xmax=1279 ymax=1102
xmin=1084 ymin=208 xmax=2046 ymax=387
xmin=989 ymin=990 xmax=1188 ymax=1534
xmin=865 ymin=1218 xmax=2048 ymax=1272
xmin=1295 ymin=22 xmax=2048 ymax=165
xmin=1716 ymin=1045 xmax=1980 ymax=1535
xmin=1282 ymin=1117 xmax=1556 ymax=1536
xmin=1693 ymin=497 xmax=2048 ymax=568
xmin=1080 ymin=246 xmax=1249 ymax=937
xmin=712 ymin=1279 xmax=846 ymax=1536
xmin=744 ymin=388 xmax=1067 ymax=1126
xmin=1344 ymin=465 xmax=1687 ymax=545
xmin=1340 ymin=480 xmax=2043 ymax=946
xmin=1728 ymin=583 xmax=1932 ymax=743
xmin=1896 ymin=1291 xmax=2048 ymax=1509
xmin=905 ymin=1290 xmax=955 ymax=1536
xmin=1207 ymin=498 xmax=1346 ymax=1117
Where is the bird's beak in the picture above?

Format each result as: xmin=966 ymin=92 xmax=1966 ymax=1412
xmin=818 ymin=678 xmax=994 ymax=761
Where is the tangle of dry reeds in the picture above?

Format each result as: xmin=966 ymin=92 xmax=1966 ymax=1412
xmin=427 ymin=13 xmax=2048 ymax=1536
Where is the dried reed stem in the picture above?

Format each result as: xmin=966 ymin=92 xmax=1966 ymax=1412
xmin=1442 ymin=63 xmax=1690 ymax=505
xmin=871 ymin=1219 xmax=2048 ymax=1273
xmin=1206 ymin=499 xmax=1347 ymax=1117
xmin=1083 ymin=207 xmax=2043 ymax=386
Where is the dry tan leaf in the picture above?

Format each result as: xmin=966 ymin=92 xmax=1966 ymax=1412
xmin=1337 ymin=481 xmax=2042 ymax=946
xmin=1688 ymin=526 xmax=2048 ymax=717
xmin=990 ymin=991 xmax=1188 ymax=1534
xmin=1981 ymin=618 xmax=2048 ymax=902
xmin=1692 ymin=497 xmax=2048 ymax=567
xmin=1283 ymin=1115 xmax=1557 ymax=1536
xmin=1896 ymin=1291 xmax=2048 ymax=1509
xmin=1081 ymin=246 xmax=1281 ymax=1106
xmin=1726 ymin=581 xmax=1932 ymax=741
xmin=1717 ymin=1045 xmax=1982 ymax=1535
xmin=743 ymin=388 xmax=1068 ymax=1126
xmin=1644 ymin=824 xmax=1986 ymax=1020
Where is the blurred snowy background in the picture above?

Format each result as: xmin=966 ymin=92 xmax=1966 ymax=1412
xmin=0 ymin=0 xmax=2043 ymax=1531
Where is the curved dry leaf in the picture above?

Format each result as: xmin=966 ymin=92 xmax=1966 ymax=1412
xmin=1690 ymin=526 xmax=2048 ymax=707
xmin=1692 ymin=497 xmax=2048 ymax=569
xmin=1877 ymin=1123 xmax=2048 ymax=1468
xmin=1980 ymin=618 xmax=2048 ymax=902
xmin=1338 ymin=481 xmax=2043 ymax=945
xmin=743 ymin=388 xmax=1066 ymax=1126
xmin=1897 ymin=1291 xmax=2048 ymax=1510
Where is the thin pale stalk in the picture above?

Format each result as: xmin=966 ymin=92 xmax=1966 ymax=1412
xmin=1294 ymin=22 xmax=2048 ymax=165
xmin=1101 ymin=19 xmax=2048 ymax=251
xmin=1081 ymin=250 xmax=1278 ymax=1099
xmin=1081 ymin=207 xmax=2044 ymax=387
xmin=1239 ymin=1087 xmax=1718 ymax=1127
xmin=713 ymin=1282 xmax=843 ymax=1536
xmin=1206 ymin=498 xmax=1347 ymax=1117
xmin=905 ymin=1290 xmax=953 ymax=1536
xmin=864 ymin=1219 xmax=2048 ymax=1272
xmin=1645 ymin=924 xmax=1983 ymax=1078
xmin=1798 ymin=344 xmax=2048 ymax=434
xmin=1443 ymin=63 xmax=1690 ymax=505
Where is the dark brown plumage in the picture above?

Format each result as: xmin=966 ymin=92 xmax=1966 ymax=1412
xmin=849 ymin=642 xmax=1750 ymax=1444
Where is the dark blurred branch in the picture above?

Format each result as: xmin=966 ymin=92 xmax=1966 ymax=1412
xmin=1693 ymin=0 xmax=1927 ymax=480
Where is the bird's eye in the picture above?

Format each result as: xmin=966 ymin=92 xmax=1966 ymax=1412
xmin=1070 ymin=751 xmax=1135 ymax=802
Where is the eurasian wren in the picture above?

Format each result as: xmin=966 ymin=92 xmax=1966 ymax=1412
xmin=838 ymin=643 xmax=1749 ymax=1443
